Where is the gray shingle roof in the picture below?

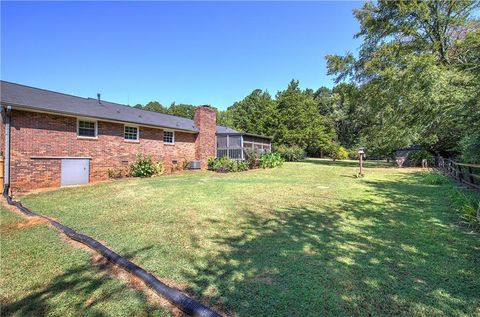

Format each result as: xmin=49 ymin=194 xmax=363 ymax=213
xmin=0 ymin=81 xmax=244 ymax=135
xmin=216 ymin=125 xmax=239 ymax=134
xmin=1 ymin=81 xmax=208 ymax=132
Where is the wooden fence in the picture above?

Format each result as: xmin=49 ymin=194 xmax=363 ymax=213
xmin=438 ymin=158 xmax=480 ymax=190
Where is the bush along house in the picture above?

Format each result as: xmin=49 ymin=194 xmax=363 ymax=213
xmin=0 ymin=81 xmax=271 ymax=193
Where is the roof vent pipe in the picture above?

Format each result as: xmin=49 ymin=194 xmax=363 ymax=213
xmin=97 ymin=93 xmax=101 ymax=104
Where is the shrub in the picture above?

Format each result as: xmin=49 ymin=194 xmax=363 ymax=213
xmin=208 ymin=156 xmax=228 ymax=171
xmin=244 ymin=148 xmax=261 ymax=169
xmin=347 ymin=148 xmax=357 ymax=160
xmin=230 ymin=160 xmax=249 ymax=172
xmin=130 ymin=154 xmax=156 ymax=177
xmin=154 ymin=161 xmax=165 ymax=175
xmin=329 ymin=145 xmax=349 ymax=161
xmin=274 ymin=145 xmax=306 ymax=162
xmin=208 ymin=157 xmax=249 ymax=172
xmin=449 ymin=187 xmax=480 ymax=226
xmin=259 ymin=152 xmax=284 ymax=168
xmin=420 ymin=171 xmax=479 ymax=227
xmin=421 ymin=171 xmax=450 ymax=185
xmin=409 ymin=149 xmax=434 ymax=166
xmin=459 ymin=132 xmax=480 ymax=164
xmin=107 ymin=166 xmax=129 ymax=179
xmin=182 ymin=160 xmax=190 ymax=170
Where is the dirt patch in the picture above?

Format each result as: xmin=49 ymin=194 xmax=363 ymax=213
xmin=247 ymin=275 xmax=273 ymax=285
xmin=90 ymin=253 xmax=186 ymax=316
xmin=1 ymin=198 xmax=30 ymax=218
xmin=1 ymin=217 xmax=49 ymax=230
xmin=58 ymin=231 xmax=96 ymax=253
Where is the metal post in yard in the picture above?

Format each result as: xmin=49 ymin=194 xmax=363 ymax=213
xmin=358 ymin=148 xmax=365 ymax=176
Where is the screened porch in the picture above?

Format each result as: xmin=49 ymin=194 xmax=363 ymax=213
xmin=216 ymin=133 xmax=272 ymax=160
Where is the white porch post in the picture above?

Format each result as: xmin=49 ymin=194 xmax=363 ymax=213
xmin=226 ymin=135 xmax=230 ymax=159
xmin=241 ymin=135 xmax=244 ymax=160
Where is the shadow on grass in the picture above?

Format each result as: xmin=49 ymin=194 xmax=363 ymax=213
xmin=301 ymin=159 xmax=395 ymax=168
xmin=2 ymin=246 xmax=165 ymax=316
xmin=184 ymin=174 xmax=480 ymax=316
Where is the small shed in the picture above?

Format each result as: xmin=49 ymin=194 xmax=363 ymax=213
xmin=216 ymin=132 xmax=272 ymax=160
xmin=395 ymin=144 xmax=422 ymax=167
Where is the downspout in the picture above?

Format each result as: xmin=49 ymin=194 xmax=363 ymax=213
xmin=3 ymin=105 xmax=11 ymax=196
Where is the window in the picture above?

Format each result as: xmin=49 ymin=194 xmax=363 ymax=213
xmin=77 ymin=120 xmax=97 ymax=138
xmin=124 ymin=125 xmax=139 ymax=141
xmin=163 ymin=130 xmax=174 ymax=144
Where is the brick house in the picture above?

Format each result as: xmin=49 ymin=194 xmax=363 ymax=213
xmin=0 ymin=81 xmax=271 ymax=193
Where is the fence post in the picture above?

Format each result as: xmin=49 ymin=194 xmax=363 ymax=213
xmin=468 ymin=166 xmax=475 ymax=185
xmin=443 ymin=160 xmax=480 ymax=190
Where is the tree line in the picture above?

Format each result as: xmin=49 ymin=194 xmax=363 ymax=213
xmin=135 ymin=0 xmax=480 ymax=163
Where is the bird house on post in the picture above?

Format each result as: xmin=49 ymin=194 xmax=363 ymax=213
xmin=358 ymin=148 xmax=365 ymax=176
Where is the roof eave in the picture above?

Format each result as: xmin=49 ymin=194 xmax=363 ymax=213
xmin=216 ymin=132 xmax=273 ymax=140
xmin=1 ymin=102 xmax=199 ymax=133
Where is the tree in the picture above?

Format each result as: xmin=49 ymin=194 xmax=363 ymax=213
xmin=168 ymin=102 xmax=196 ymax=119
xmin=216 ymin=110 xmax=234 ymax=128
xmin=227 ymin=89 xmax=277 ymax=136
xmin=453 ymin=29 xmax=480 ymax=163
xmin=312 ymin=84 xmax=365 ymax=150
xmin=313 ymin=86 xmax=334 ymax=116
xmin=143 ymin=101 xmax=167 ymax=113
xmin=325 ymin=0 xmax=479 ymax=157
xmin=275 ymin=80 xmax=335 ymax=156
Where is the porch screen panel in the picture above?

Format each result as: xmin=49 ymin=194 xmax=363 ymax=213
xmin=228 ymin=135 xmax=242 ymax=159
xmin=216 ymin=135 xmax=228 ymax=157
xmin=229 ymin=136 xmax=241 ymax=147
xmin=217 ymin=136 xmax=227 ymax=147
xmin=243 ymin=135 xmax=254 ymax=143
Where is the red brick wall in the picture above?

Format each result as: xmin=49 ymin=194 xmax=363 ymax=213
xmin=0 ymin=109 xmax=4 ymax=157
xmin=194 ymin=106 xmax=216 ymax=168
xmin=9 ymin=110 xmax=197 ymax=192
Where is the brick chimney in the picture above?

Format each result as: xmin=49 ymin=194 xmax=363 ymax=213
xmin=194 ymin=106 xmax=216 ymax=168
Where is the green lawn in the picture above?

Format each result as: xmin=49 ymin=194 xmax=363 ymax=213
xmin=0 ymin=207 xmax=172 ymax=316
xmin=6 ymin=159 xmax=480 ymax=316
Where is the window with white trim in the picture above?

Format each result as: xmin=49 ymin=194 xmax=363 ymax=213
xmin=124 ymin=125 xmax=139 ymax=141
xmin=163 ymin=130 xmax=174 ymax=144
xmin=77 ymin=120 xmax=97 ymax=138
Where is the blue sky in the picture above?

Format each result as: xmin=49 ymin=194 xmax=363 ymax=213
xmin=1 ymin=1 xmax=362 ymax=110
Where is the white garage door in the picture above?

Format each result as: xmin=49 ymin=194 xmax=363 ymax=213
xmin=61 ymin=159 xmax=90 ymax=186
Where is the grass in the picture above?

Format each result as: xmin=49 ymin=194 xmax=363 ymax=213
xmin=0 ymin=207 xmax=172 ymax=316
xmin=5 ymin=159 xmax=480 ymax=316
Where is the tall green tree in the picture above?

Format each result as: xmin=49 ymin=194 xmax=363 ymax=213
xmin=216 ymin=109 xmax=234 ymax=128
xmin=227 ymin=89 xmax=277 ymax=136
xmin=327 ymin=0 xmax=479 ymax=82
xmin=275 ymin=80 xmax=335 ymax=155
xmin=453 ymin=29 xmax=480 ymax=162
xmin=143 ymin=101 xmax=168 ymax=113
xmin=313 ymin=86 xmax=334 ymax=116
xmin=315 ymin=84 xmax=364 ymax=149
xmin=326 ymin=0 xmax=479 ymax=157
xmin=168 ymin=102 xmax=196 ymax=119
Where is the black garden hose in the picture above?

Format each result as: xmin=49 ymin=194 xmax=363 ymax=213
xmin=3 ymin=186 xmax=222 ymax=317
